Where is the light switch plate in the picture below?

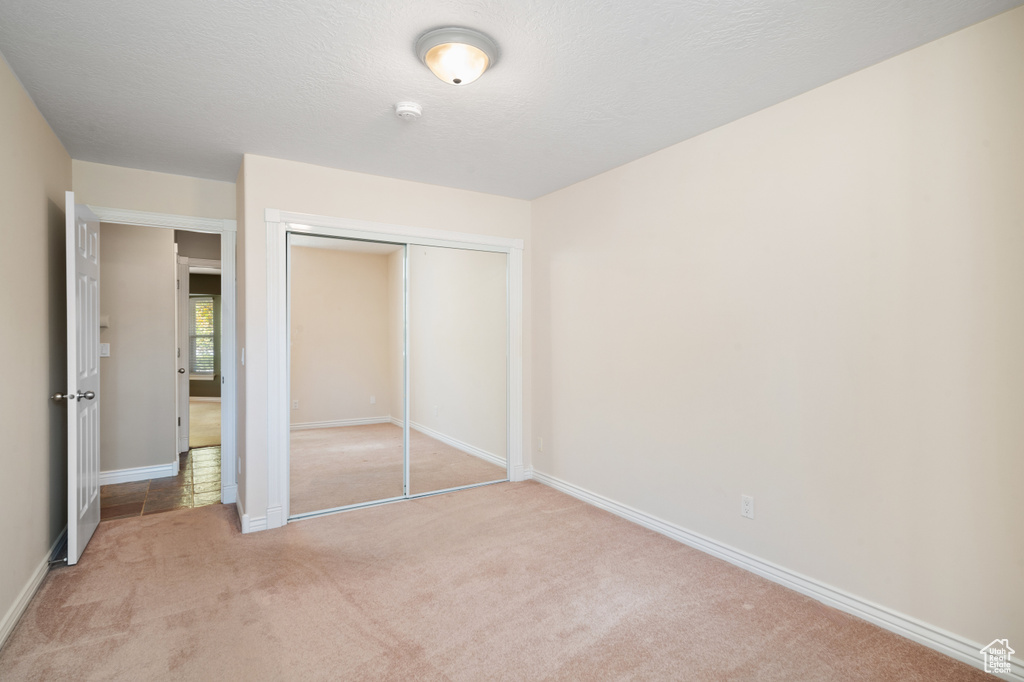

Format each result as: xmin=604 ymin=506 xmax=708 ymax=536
xmin=99 ymin=343 xmax=110 ymax=357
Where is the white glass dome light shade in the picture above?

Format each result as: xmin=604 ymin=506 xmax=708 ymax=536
xmin=416 ymin=27 xmax=499 ymax=86
xmin=424 ymin=42 xmax=489 ymax=85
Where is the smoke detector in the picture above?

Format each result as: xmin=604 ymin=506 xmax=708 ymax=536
xmin=395 ymin=102 xmax=422 ymax=120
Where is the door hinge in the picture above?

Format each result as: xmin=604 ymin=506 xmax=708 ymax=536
xmin=177 ymin=348 xmax=180 ymax=358
xmin=178 ymin=417 xmax=181 ymax=426
xmin=177 ymin=279 xmax=180 ymax=289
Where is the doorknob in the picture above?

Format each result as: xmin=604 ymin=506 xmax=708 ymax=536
xmin=51 ymin=392 xmax=74 ymax=403
xmin=76 ymin=390 xmax=96 ymax=401
xmin=178 ymin=368 xmax=186 ymax=374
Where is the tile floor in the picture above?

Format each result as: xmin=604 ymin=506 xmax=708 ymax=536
xmin=100 ymin=447 xmax=222 ymax=521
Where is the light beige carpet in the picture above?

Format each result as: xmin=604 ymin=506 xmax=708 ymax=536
xmin=0 ymin=482 xmax=985 ymax=681
xmin=188 ymin=399 xmax=220 ymax=448
xmin=290 ymin=422 xmax=506 ymax=515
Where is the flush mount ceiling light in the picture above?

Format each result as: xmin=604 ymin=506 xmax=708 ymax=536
xmin=415 ymin=27 xmax=498 ymax=86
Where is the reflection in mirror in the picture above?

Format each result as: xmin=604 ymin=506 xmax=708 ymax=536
xmin=289 ymin=235 xmax=405 ymax=514
xmin=408 ymin=246 xmax=508 ymax=495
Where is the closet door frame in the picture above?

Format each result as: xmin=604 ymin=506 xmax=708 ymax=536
xmin=266 ymin=209 xmax=525 ymax=523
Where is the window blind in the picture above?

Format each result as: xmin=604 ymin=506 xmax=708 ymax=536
xmin=189 ymin=296 xmax=216 ymax=375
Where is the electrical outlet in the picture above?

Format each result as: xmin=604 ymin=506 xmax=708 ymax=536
xmin=538 ymin=437 xmax=544 ymax=452
xmin=741 ymin=495 xmax=754 ymax=519
xmin=434 ymin=405 xmax=439 ymax=416
xmin=292 ymin=400 xmax=299 ymax=410
xmin=370 ymin=395 xmax=376 ymax=405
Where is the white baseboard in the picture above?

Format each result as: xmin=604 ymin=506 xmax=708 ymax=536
xmin=100 ymin=461 xmax=177 ymax=485
xmin=293 ymin=415 xmax=504 ymax=468
xmin=242 ymin=514 xmax=267 ymax=533
xmin=530 ymin=471 xmax=1022 ymax=681
xmin=235 ymin=497 xmax=244 ymax=530
xmin=220 ymin=483 xmax=237 ymax=505
xmin=408 ymin=421 xmax=506 ymax=468
xmin=0 ymin=527 xmax=67 ymax=652
xmin=290 ymin=416 xmax=390 ymax=431
xmin=189 ymin=396 xmax=221 ymax=403
xmin=236 ymin=495 xmax=267 ymax=534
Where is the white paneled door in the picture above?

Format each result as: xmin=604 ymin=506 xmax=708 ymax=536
xmin=61 ymin=192 xmax=101 ymax=565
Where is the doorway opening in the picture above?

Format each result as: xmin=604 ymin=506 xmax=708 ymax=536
xmin=85 ymin=211 xmax=236 ymax=522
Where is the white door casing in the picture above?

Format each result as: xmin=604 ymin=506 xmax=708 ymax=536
xmin=64 ymin=192 xmax=101 ymax=565
xmin=176 ymin=255 xmax=190 ymax=453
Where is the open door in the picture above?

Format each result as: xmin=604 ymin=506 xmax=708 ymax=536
xmin=176 ymin=255 xmax=190 ymax=453
xmin=55 ymin=192 xmax=101 ymax=565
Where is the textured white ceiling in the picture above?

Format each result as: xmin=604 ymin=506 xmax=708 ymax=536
xmin=0 ymin=0 xmax=1020 ymax=199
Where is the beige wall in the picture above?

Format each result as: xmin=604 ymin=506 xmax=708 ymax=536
xmin=0 ymin=53 xmax=71 ymax=638
xmin=532 ymin=7 xmax=1024 ymax=650
xmin=238 ymin=155 xmax=532 ymax=521
xmin=290 ymin=246 xmax=394 ymax=424
xmin=98 ymin=224 xmax=177 ymax=471
xmin=72 ymin=160 xmax=235 ymax=219
xmin=408 ymin=246 xmax=507 ymax=459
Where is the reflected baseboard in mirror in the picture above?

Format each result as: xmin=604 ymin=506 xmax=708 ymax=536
xmin=407 ymin=245 xmax=508 ymax=497
xmin=289 ymin=422 xmax=505 ymax=515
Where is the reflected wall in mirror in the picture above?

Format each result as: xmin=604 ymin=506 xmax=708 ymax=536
xmin=408 ymin=246 xmax=508 ymax=495
xmin=289 ymin=235 xmax=405 ymax=514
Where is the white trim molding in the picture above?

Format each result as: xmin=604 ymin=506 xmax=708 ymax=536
xmin=240 ymin=512 xmax=266 ymax=534
xmin=100 ymin=461 xmax=177 ymax=486
xmin=275 ymin=209 xmax=523 ymax=252
xmin=236 ymin=496 xmax=266 ymax=534
xmin=290 ymin=417 xmax=391 ymax=431
xmin=0 ymin=528 xmax=67 ymax=651
xmin=220 ymin=483 xmax=237 ymax=505
xmin=88 ymin=207 xmax=236 ymax=233
xmin=531 ymin=471 xmax=1023 ymax=681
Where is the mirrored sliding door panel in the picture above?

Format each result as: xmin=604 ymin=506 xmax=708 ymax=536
xmin=289 ymin=235 xmax=406 ymax=515
xmin=407 ymin=246 xmax=508 ymax=495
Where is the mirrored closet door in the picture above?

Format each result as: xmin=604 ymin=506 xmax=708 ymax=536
xmin=408 ymin=246 xmax=508 ymax=495
xmin=289 ymin=235 xmax=406 ymax=515
xmin=288 ymin=234 xmax=509 ymax=518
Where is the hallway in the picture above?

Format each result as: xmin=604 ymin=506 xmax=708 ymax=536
xmin=99 ymin=447 xmax=222 ymax=520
